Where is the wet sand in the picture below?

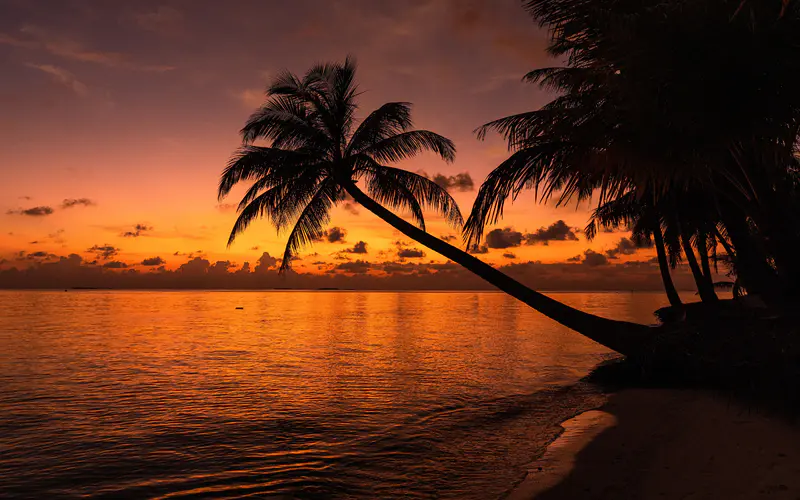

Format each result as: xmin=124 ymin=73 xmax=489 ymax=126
xmin=510 ymin=389 xmax=800 ymax=499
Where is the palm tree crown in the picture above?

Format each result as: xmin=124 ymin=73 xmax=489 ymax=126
xmin=218 ymin=57 xmax=462 ymax=270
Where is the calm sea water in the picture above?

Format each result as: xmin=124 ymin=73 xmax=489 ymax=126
xmin=0 ymin=291 xmax=683 ymax=499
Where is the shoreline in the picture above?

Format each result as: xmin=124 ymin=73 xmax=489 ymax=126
xmin=508 ymin=388 xmax=800 ymax=499
xmin=507 ymin=409 xmax=617 ymax=499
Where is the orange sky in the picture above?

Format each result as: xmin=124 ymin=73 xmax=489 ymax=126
xmin=0 ymin=0 xmax=695 ymax=290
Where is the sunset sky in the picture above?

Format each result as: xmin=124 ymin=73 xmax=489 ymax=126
xmin=0 ymin=0 xmax=696 ymax=290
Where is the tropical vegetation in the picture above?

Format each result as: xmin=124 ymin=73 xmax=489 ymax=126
xmin=468 ymin=0 xmax=800 ymax=311
xmin=464 ymin=0 xmax=800 ymax=393
xmin=220 ymin=0 xmax=800 ymax=391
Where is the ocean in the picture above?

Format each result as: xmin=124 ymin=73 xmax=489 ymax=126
xmin=0 ymin=290 xmax=683 ymax=499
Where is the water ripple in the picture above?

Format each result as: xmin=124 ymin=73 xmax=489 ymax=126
xmin=0 ymin=290 xmax=680 ymax=499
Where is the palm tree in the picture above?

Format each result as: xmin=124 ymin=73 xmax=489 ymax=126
xmin=586 ymin=193 xmax=683 ymax=308
xmin=653 ymin=226 xmax=683 ymax=308
xmin=219 ymin=58 xmax=651 ymax=355
xmin=468 ymin=0 xmax=799 ymax=302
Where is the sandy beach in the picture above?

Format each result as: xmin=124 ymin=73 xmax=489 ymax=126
xmin=511 ymin=389 xmax=800 ymax=499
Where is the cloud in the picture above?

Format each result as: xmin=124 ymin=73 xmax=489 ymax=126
xmin=419 ymin=171 xmax=475 ymax=192
xmin=0 ymin=33 xmax=37 ymax=49
xmin=216 ymin=203 xmax=237 ymax=213
xmin=25 ymin=63 xmax=88 ymax=96
xmin=208 ymin=260 xmax=235 ymax=275
xmin=178 ymin=257 xmax=211 ymax=275
xmin=486 ymin=227 xmax=523 ymax=249
xmin=432 ymin=172 xmax=474 ymax=192
xmin=502 ymin=252 xmax=517 ymax=259
xmin=0 ymin=252 xmax=695 ymax=291
xmin=141 ymin=257 xmax=165 ymax=266
xmin=121 ymin=224 xmax=152 ymax=238
xmin=343 ymin=241 xmax=368 ymax=254
xmin=605 ymin=237 xmax=651 ymax=259
xmin=11 ymin=25 xmax=174 ymax=72
xmin=479 ymin=223 xmax=579 ymax=251
xmin=45 ymin=229 xmax=66 ymax=245
xmin=524 ymin=220 xmax=579 ymax=245
xmin=233 ymin=88 xmax=264 ymax=108
xmin=334 ymin=260 xmax=372 ymax=274
xmin=567 ymin=254 xmax=582 ymax=263
xmin=440 ymin=234 xmax=458 ymax=243
xmin=468 ymin=244 xmax=489 ymax=254
xmin=26 ymin=251 xmax=56 ymax=261
xmin=581 ymin=249 xmax=609 ymax=267
xmin=398 ymin=248 xmax=425 ymax=259
xmin=323 ymin=227 xmax=347 ymax=243
xmin=61 ymin=198 xmax=95 ymax=208
xmin=7 ymin=206 xmax=54 ymax=216
xmin=87 ymin=244 xmax=120 ymax=260
xmin=103 ymin=261 xmax=128 ymax=269
xmin=255 ymin=252 xmax=278 ymax=272
xmin=343 ymin=202 xmax=360 ymax=215
xmin=250 ymin=246 xmax=260 ymax=251
xmin=173 ymin=250 xmax=206 ymax=259
xmin=602 ymin=224 xmax=630 ymax=234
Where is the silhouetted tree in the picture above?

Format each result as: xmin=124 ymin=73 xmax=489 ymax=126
xmin=586 ymin=192 xmax=684 ymax=308
xmin=468 ymin=0 xmax=800 ymax=302
xmin=220 ymin=58 xmax=650 ymax=354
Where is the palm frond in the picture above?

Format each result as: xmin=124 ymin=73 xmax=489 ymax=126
xmin=475 ymin=111 xmax=540 ymax=146
xmin=362 ymin=130 xmax=456 ymax=164
xmin=268 ymin=70 xmax=306 ymax=97
xmin=271 ymin=171 xmax=331 ymax=230
xmin=346 ymin=102 xmax=413 ymax=155
xmin=330 ymin=56 xmax=359 ymax=139
xmin=280 ymin=179 xmax=337 ymax=271
xmin=524 ymin=67 xmax=605 ymax=93
xmin=226 ymin=187 xmax=280 ymax=247
xmin=585 ymin=191 xmax=638 ymax=240
xmin=226 ymin=169 xmax=327 ymax=247
xmin=218 ymin=146 xmax=314 ymax=200
xmin=240 ymin=95 xmax=331 ymax=150
xmin=268 ymin=66 xmax=339 ymax=144
xmin=463 ymin=145 xmax=567 ymax=247
xmin=235 ymin=162 xmax=326 ymax=212
xmin=357 ymin=158 xmax=463 ymax=227
xmin=363 ymin=168 xmax=427 ymax=230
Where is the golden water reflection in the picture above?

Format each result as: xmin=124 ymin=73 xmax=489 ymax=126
xmin=0 ymin=290 xmax=693 ymax=498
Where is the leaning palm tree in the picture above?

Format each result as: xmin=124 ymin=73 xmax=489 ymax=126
xmin=219 ymin=58 xmax=651 ymax=355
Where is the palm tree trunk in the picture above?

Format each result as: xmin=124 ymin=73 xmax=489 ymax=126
xmin=653 ymin=226 xmax=682 ymax=307
xmin=680 ymin=232 xmax=718 ymax=303
xmin=712 ymin=226 xmax=735 ymax=258
xmin=719 ymin=206 xmax=780 ymax=299
xmin=343 ymin=180 xmax=653 ymax=356
xmin=696 ymin=232 xmax=717 ymax=293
